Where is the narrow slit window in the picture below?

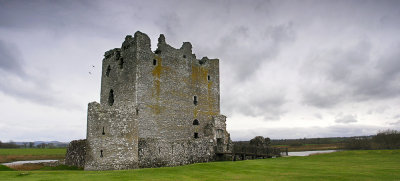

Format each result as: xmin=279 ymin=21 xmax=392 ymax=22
xmin=136 ymin=108 xmax=139 ymax=115
xmin=193 ymin=96 xmax=198 ymax=105
xmin=183 ymin=55 xmax=186 ymax=58
xmin=119 ymin=58 xmax=124 ymax=69
xmin=106 ymin=65 xmax=111 ymax=77
xmin=194 ymin=133 xmax=199 ymax=139
xmin=102 ymin=127 xmax=105 ymax=135
xmin=207 ymin=75 xmax=210 ymax=81
xmin=108 ymin=89 xmax=114 ymax=106
xmin=153 ymin=59 xmax=157 ymax=65
xmin=100 ymin=150 xmax=103 ymax=157
xmin=193 ymin=119 xmax=199 ymax=125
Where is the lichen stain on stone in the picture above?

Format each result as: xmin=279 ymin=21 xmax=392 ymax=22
xmin=147 ymin=104 xmax=163 ymax=115
xmin=152 ymin=56 xmax=163 ymax=99
xmin=207 ymin=81 xmax=214 ymax=113
xmin=191 ymin=64 xmax=208 ymax=85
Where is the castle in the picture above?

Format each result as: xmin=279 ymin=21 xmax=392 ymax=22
xmin=84 ymin=31 xmax=232 ymax=170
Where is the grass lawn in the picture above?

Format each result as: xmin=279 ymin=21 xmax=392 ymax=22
xmin=0 ymin=150 xmax=399 ymax=180
xmin=0 ymin=148 xmax=66 ymax=163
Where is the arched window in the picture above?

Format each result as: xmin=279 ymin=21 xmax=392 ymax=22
xmin=108 ymin=89 xmax=114 ymax=106
xmin=193 ymin=119 xmax=199 ymax=125
xmin=194 ymin=133 xmax=199 ymax=139
xmin=100 ymin=150 xmax=103 ymax=157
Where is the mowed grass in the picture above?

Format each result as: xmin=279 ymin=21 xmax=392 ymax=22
xmin=1 ymin=150 xmax=399 ymax=181
xmin=0 ymin=149 xmax=66 ymax=163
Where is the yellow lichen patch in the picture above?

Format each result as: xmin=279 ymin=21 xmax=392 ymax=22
xmin=152 ymin=56 xmax=163 ymax=99
xmin=193 ymin=108 xmax=200 ymax=118
xmin=152 ymin=56 xmax=163 ymax=79
xmin=191 ymin=64 xmax=208 ymax=85
xmin=147 ymin=104 xmax=163 ymax=115
xmin=207 ymin=81 xmax=214 ymax=112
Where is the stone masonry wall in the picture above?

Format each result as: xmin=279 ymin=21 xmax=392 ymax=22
xmin=85 ymin=102 xmax=138 ymax=170
xmin=138 ymin=138 xmax=214 ymax=168
xmin=65 ymin=139 xmax=86 ymax=168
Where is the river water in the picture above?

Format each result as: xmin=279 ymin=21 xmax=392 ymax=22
xmin=286 ymin=150 xmax=338 ymax=156
xmin=1 ymin=160 xmax=58 ymax=166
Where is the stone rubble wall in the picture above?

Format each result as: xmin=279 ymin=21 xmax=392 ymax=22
xmin=65 ymin=139 xmax=86 ymax=168
xmin=85 ymin=102 xmax=139 ymax=171
xmin=138 ymin=138 xmax=215 ymax=168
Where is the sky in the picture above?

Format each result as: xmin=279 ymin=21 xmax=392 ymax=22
xmin=0 ymin=0 xmax=399 ymax=142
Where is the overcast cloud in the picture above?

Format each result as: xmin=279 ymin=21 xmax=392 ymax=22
xmin=0 ymin=0 xmax=399 ymax=141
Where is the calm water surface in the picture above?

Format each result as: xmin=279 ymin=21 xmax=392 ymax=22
xmin=287 ymin=150 xmax=338 ymax=156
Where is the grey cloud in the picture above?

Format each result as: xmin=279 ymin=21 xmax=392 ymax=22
xmin=0 ymin=40 xmax=25 ymax=76
xmin=215 ymin=23 xmax=295 ymax=81
xmin=0 ymin=40 xmax=79 ymax=109
xmin=314 ymin=113 xmax=323 ymax=119
xmin=389 ymin=120 xmax=400 ymax=126
xmin=301 ymin=40 xmax=400 ymax=108
xmin=302 ymin=90 xmax=343 ymax=108
xmin=222 ymin=84 xmax=287 ymax=121
xmin=334 ymin=115 xmax=357 ymax=124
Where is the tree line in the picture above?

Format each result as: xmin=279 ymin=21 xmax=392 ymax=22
xmin=0 ymin=141 xmax=67 ymax=148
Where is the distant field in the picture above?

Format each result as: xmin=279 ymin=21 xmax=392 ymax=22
xmin=0 ymin=149 xmax=66 ymax=163
xmin=1 ymin=150 xmax=399 ymax=180
xmin=274 ymin=143 xmax=343 ymax=151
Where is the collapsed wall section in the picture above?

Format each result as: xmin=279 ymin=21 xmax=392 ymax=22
xmin=85 ymin=102 xmax=138 ymax=170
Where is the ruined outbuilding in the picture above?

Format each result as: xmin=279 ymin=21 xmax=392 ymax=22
xmin=83 ymin=31 xmax=232 ymax=170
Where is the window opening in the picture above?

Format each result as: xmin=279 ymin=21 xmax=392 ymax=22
xmin=153 ymin=59 xmax=157 ymax=65
xmin=193 ymin=119 xmax=199 ymax=125
xmin=193 ymin=96 xmax=198 ymax=105
xmin=136 ymin=108 xmax=139 ymax=115
xmin=194 ymin=133 xmax=199 ymax=139
xmin=106 ymin=65 xmax=111 ymax=77
xmin=108 ymin=89 xmax=114 ymax=106
xmin=102 ymin=127 xmax=105 ymax=135
xmin=208 ymin=75 xmax=210 ymax=81
xmin=119 ymin=58 xmax=124 ymax=69
xmin=183 ymin=55 xmax=186 ymax=58
xmin=100 ymin=150 xmax=103 ymax=157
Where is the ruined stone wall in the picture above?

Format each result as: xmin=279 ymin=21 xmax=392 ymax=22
xmin=65 ymin=139 xmax=86 ymax=168
xmin=133 ymin=33 xmax=221 ymax=142
xmin=99 ymin=35 xmax=139 ymax=110
xmin=85 ymin=102 xmax=138 ymax=170
xmin=138 ymin=138 xmax=214 ymax=168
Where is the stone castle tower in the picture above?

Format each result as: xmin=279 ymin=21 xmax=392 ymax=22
xmin=85 ymin=31 xmax=232 ymax=170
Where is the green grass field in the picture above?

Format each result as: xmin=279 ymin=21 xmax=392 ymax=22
xmin=0 ymin=150 xmax=399 ymax=180
xmin=0 ymin=148 xmax=66 ymax=163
